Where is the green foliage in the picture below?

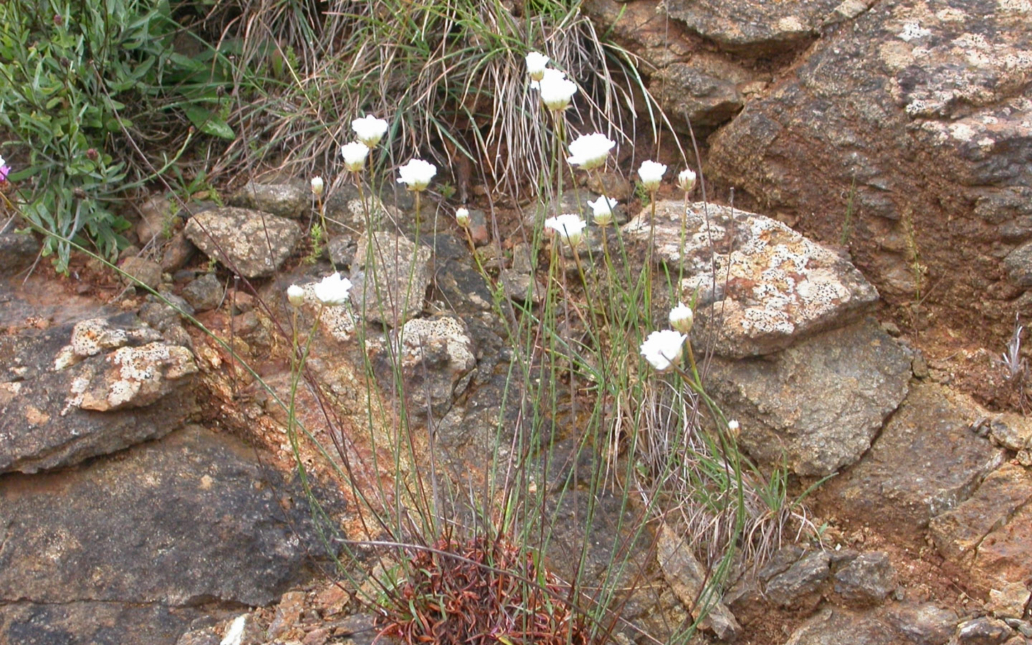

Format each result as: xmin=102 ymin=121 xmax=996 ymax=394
xmin=0 ymin=0 xmax=236 ymax=271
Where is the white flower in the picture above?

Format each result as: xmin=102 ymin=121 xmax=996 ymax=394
xmin=220 ymin=614 xmax=248 ymax=645
xmin=287 ymin=284 xmax=305 ymax=307
xmin=341 ymin=142 xmax=370 ymax=172
xmin=727 ymin=419 xmax=740 ymax=434
xmin=677 ymin=168 xmax=697 ymax=193
xmin=669 ymin=302 xmax=694 ymax=334
xmin=313 ymin=272 xmax=352 ymax=306
xmin=397 ymin=158 xmax=437 ymax=192
xmin=538 ymin=68 xmax=577 ymax=111
xmin=455 ymin=207 xmax=471 ymax=228
xmin=544 ymin=214 xmax=586 ymax=247
xmin=588 ymin=196 xmax=617 ymax=227
xmin=640 ymin=330 xmax=687 ymax=372
xmin=638 ymin=160 xmax=667 ymax=192
xmin=526 ymin=51 xmax=549 ymax=82
xmin=310 ymin=176 xmax=324 ymax=197
xmin=567 ymin=133 xmax=615 ymax=171
xmin=352 ymin=115 xmax=389 ymax=148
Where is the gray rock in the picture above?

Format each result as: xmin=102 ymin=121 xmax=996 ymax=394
xmin=0 ymin=601 xmax=206 ymax=645
xmin=230 ymin=179 xmax=309 ymax=219
xmin=622 ymin=200 xmax=879 ymax=358
xmin=929 ymin=463 xmax=1032 ymax=570
xmin=823 ymin=383 xmax=1005 ymax=540
xmin=1003 ymin=241 xmax=1032 ymax=288
xmin=973 ymin=498 xmax=1032 ymax=590
xmin=884 ymin=602 xmax=957 ymax=645
xmin=764 ymin=549 xmax=830 ymax=609
xmin=956 ymin=617 xmax=1012 ymax=645
xmin=0 ymin=230 xmax=40 ymax=275
xmin=649 ymin=55 xmax=749 ymax=127
xmin=988 ymin=414 xmax=1032 ymax=451
xmin=323 ymin=185 xmax=408 ymax=236
xmin=499 ymin=269 xmax=543 ymax=304
xmin=707 ymin=0 xmax=1032 ymax=340
xmin=182 ymin=273 xmax=225 ymax=312
xmin=161 ymin=231 xmax=197 ymax=273
xmin=392 ymin=315 xmax=476 ymax=417
xmin=0 ymin=315 xmax=195 ymax=474
xmin=784 ymin=606 xmax=900 ymax=645
xmin=707 ymin=320 xmax=910 ymax=476
xmin=351 ymin=231 xmax=432 ymax=327
xmin=664 ymin=0 xmax=848 ymax=52
xmin=120 ymin=256 xmax=164 ymax=290
xmin=0 ymin=425 xmax=336 ymax=608
xmin=833 ymin=552 xmax=895 ymax=605
xmin=988 ymin=583 xmax=1032 ymax=621
xmin=656 ymin=523 xmax=742 ymax=641
xmin=68 ymin=341 xmax=197 ymax=412
xmin=184 ymin=207 xmax=302 ymax=278
xmin=423 ymin=233 xmax=495 ymax=315
xmin=327 ymin=236 xmax=357 ymax=268
xmin=136 ymin=194 xmax=174 ymax=244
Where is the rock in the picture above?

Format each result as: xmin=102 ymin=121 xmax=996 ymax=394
xmin=323 ymin=185 xmax=408 ymax=236
xmin=707 ymin=319 xmax=910 ymax=476
xmin=161 ymin=231 xmax=197 ymax=273
xmin=1003 ymin=241 xmax=1032 ymax=288
xmin=68 ymin=341 xmax=197 ymax=412
xmin=956 ymin=617 xmax=1012 ymax=645
xmin=351 ymin=231 xmax=432 ymax=327
xmin=656 ymin=523 xmax=742 ymax=641
xmin=0 ymin=425 xmax=336 ymax=610
xmin=833 ymin=552 xmax=895 ymax=606
xmin=649 ymin=55 xmax=750 ymax=127
xmin=0 ymin=601 xmax=206 ymax=645
xmin=784 ymin=606 xmax=900 ymax=645
xmin=136 ymin=194 xmax=174 ymax=244
xmin=974 ymin=500 xmax=1032 ymax=590
xmin=184 ymin=207 xmax=302 ymax=278
xmin=929 ymin=463 xmax=1032 ymax=571
xmin=463 ymin=207 xmax=490 ymax=246
xmin=182 ymin=273 xmax=226 ymax=312
xmin=0 ymin=315 xmax=195 ymax=474
xmin=586 ymin=170 xmax=633 ymax=203
xmin=763 ymin=548 xmax=830 ymax=610
xmin=707 ymin=0 xmax=1032 ymax=343
xmin=176 ymin=626 xmax=221 ymax=645
xmin=327 ymin=236 xmax=357 ymax=268
xmin=230 ymin=180 xmax=309 ymax=219
xmin=623 ymin=200 xmax=879 ymax=358
xmin=884 ymin=602 xmax=957 ymax=645
xmin=391 ymin=315 xmax=476 ymax=417
xmin=988 ymin=414 xmax=1032 ymax=452
xmin=511 ymin=243 xmax=536 ymax=274
xmin=988 ymin=582 xmax=1032 ymax=621
xmin=663 ymin=0 xmax=847 ymax=52
xmin=218 ymin=613 xmax=263 ymax=645
xmin=0 ymin=230 xmax=40 ymax=275
xmin=424 ymin=233 xmax=495 ymax=314
xmin=499 ymin=269 xmax=543 ymax=304
xmin=824 ymin=383 xmax=1005 ymax=542
xmin=120 ymin=256 xmax=164 ymax=290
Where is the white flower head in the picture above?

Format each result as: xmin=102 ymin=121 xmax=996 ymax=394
xmin=588 ymin=196 xmax=617 ymax=227
xmin=638 ymin=160 xmax=667 ymax=192
xmin=669 ymin=302 xmax=694 ymax=334
xmin=538 ymin=68 xmax=577 ymax=111
xmin=397 ymin=158 xmax=437 ymax=192
xmin=640 ymin=330 xmax=687 ymax=372
xmin=677 ymin=168 xmax=697 ymax=193
xmin=287 ymin=284 xmax=305 ymax=307
xmin=310 ymin=176 xmax=324 ymax=197
xmin=727 ymin=419 xmax=740 ymax=433
xmin=341 ymin=142 xmax=370 ymax=172
xmin=352 ymin=115 xmax=389 ymax=148
xmin=455 ymin=207 xmax=471 ymax=228
xmin=544 ymin=214 xmax=586 ymax=248
xmin=313 ymin=272 xmax=353 ymax=306
xmin=526 ymin=51 xmax=549 ymax=82
xmin=567 ymin=133 xmax=615 ymax=171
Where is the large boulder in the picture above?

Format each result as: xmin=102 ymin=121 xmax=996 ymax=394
xmin=0 ymin=425 xmax=339 ymax=644
xmin=708 ymin=0 xmax=1032 ymax=343
xmin=184 ymin=207 xmax=302 ymax=278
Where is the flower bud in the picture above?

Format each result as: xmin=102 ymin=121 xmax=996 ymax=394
xmin=311 ymin=176 xmax=324 ymax=197
xmin=455 ymin=207 xmax=471 ymax=228
xmin=287 ymin=284 xmax=305 ymax=307
xmin=669 ymin=302 xmax=694 ymax=334
xmin=677 ymin=168 xmax=697 ymax=194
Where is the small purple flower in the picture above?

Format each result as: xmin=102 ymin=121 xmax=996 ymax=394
xmin=0 ymin=155 xmax=9 ymax=182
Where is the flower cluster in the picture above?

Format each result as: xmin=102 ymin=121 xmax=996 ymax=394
xmin=341 ymin=115 xmax=389 ymax=172
xmin=526 ymin=51 xmax=577 ymax=111
xmin=397 ymin=158 xmax=437 ymax=192
xmin=567 ymin=133 xmax=615 ymax=171
xmin=544 ymin=214 xmax=586 ymax=248
xmin=639 ymin=303 xmax=696 ymax=371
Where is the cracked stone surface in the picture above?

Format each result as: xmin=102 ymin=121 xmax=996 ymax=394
xmin=185 ymin=207 xmax=302 ymax=278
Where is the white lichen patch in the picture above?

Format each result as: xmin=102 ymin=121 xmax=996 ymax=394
xmin=998 ymin=0 xmax=1032 ymax=12
xmin=899 ymin=21 xmax=931 ymax=42
xmin=67 ymin=342 xmax=198 ymax=412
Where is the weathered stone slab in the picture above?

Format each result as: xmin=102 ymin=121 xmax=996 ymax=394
xmin=0 ymin=601 xmax=206 ymax=645
xmin=184 ymin=207 xmax=302 ymax=278
xmin=351 ymin=231 xmax=431 ymax=327
xmin=623 ymin=200 xmax=879 ymax=358
xmin=0 ymin=314 xmax=195 ymax=474
xmin=230 ymin=180 xmax=309 ymax=219
xmin=0 ymin=425 xmax=334 ymax=608
xmin=707 ymin=319 xmax=910 ymax=475
xmin=823 ymin=383 xmax=1005 ymax=540
xmin=664 ymin=0 xmax=852 ymax=52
